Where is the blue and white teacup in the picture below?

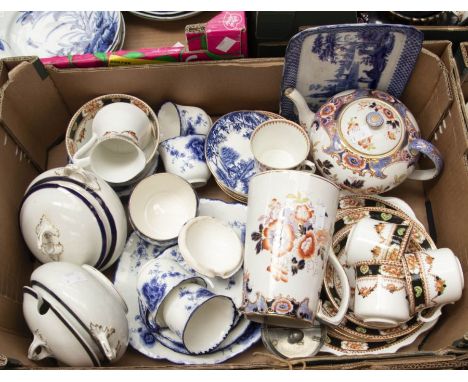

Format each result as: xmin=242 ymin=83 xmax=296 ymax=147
xmin=136 ymin=258 xmax=206 ymax=331
xmin=157 ymin=101 xmax=212 ymax=141
xmin=159 ymin=134 xmax=211 ymax=188
xmin=161 ymin=282 xmax=236 ymax=354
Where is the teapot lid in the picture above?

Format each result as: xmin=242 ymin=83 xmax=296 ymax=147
xmin=337 ymin=97 xmax=405 ymax=158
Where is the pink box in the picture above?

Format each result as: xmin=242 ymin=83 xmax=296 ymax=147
xmin=185 ymin=11 xmax=248 ymax=57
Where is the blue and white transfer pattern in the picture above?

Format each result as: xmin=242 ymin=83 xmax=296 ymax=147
xmin=0 ymin=11 xmax=121 ymax=58
xmin=280 ymin=24 xmax=424 ymax=119
xmin=113 ymin=198 xmax=261 ymax=364
xmin=179 ymin=109 xmax=211 ymax=136
xmin=205 ymin=111 xmax=270 ymax=197
xmin=160 ymin=135 xmax=206 ymax=174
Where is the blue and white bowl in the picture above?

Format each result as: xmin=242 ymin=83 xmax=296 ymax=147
xmin=159 ymin=134 xmax=211 ymax=188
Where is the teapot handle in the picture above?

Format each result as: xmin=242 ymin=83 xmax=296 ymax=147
xmin=407 ymin=139 xmax=443 ymax=181
xmin=316 ymin=248 xmax=350 ymax=326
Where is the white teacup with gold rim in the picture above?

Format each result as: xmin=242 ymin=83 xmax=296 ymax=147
xmin=250 ymin=119 xmax=316 ymax=173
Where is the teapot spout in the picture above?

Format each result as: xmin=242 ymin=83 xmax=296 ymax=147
xmin=284 ymin=88 xmax=315 ymax=131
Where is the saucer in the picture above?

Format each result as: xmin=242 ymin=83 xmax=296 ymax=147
xmin=113 ymin=198 xmax=260 ymax=364
xmin=319 ymin=205 xmax=439 ymax=355
xmin=205 ymin=111 xmax=270 ymax=200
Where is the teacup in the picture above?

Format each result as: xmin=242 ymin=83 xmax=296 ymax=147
xmin=345 ymin=217 xmax=411 ymax=266
xmin=402 ymin=249 xmax=464 ymax=315
xmin=250 ymin=119 xmax=315 ymax=173
xmin=73 ymin=101 xmax=153 ymax=158
xmin=161 ymin=282 xmax=236 ymax=354
xmin=136 ymin=257 xmax=206 ymax=330
xmin=157 ymin=101 xmax=212 ymax=141
xmin=129 ymin=173 xmax=198 ymax=247
xmin=159 ymin=135 xmax=211 ymax=188
xmin=353 ymin=261 xmax=410 ymax=328
xmin=73 ymin=134 xmax=147 ymax=184
xmin=178 ymin=216 xmax=243 ymax=279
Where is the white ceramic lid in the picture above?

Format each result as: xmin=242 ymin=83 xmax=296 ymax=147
xmin=338 ymin=97 xmax=404 ymax=157
xmin=20 ymin=183 xmax=106 ymax=267
xmin=178 ymin=216 xmax=243 ymax=279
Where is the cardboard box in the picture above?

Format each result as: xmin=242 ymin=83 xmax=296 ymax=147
xmin=0 ymin=41 xmax=467 ymax=369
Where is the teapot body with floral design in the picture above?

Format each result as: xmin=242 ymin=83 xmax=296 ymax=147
xmin=285 ymin=88 xmax=443 ymax=194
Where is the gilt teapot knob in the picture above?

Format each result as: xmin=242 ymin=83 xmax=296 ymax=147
xmin=366 ymin=111 xmax=384 ymax=128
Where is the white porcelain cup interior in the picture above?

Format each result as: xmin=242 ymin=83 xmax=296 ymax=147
xmin=159 ymin=135 xmax=211 ymax=188
xmin=345 ymin=217 xmax=408 ymax=266
xmin=251 ymin=119 xmax=311 ymax=170
xmin=161 ymin=282 xmax=235 ymax=354
xmin=354 ymin=272 xmax=410 ymax=328
xmin=178 ymin=216 xmax=243 ymax=279
xmin=157 ymin=102 xmax=181 ymax=142
xmin=74 ymin=102 xmax=152 ymax=159
xmin=75 ymin=136 xmax=146 ymax=184
xmin=129 ymin=173 xmax=198 ymax=243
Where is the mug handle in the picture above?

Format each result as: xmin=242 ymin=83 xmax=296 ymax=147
xmin=407 ymin=139 xmax=443 ymax=181
xmin=299 ymin=159 xmax=316 ymax=173
xmin=73 ymin=133 xmax=97 ymax=160
xmin=72 ymin=156 xmax=91 ymax=169
xmin=316 ymin=248 xmax=351 ymax=326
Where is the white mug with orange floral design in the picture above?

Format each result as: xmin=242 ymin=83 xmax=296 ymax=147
xmin=241 ymin=170 xmax=350 ymax=328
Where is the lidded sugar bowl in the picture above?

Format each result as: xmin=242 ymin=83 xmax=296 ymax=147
xmin=285 ymin=88 xmax=443 ymax=194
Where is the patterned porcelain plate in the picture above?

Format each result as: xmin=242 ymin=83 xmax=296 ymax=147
xmin=0 ymin=11 xmax=122 ymax=58
xmin=280 ymin=24 xmax=424 ymax=120
xmin=205 ymin=111 xmax=271 ymax=200
xmin=113 ymin=198 xmax=261 ymax=364
xmin=319 ymin=205 xmax=439 ymax=355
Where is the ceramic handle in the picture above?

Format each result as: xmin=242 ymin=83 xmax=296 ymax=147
xmin=407 ymin=139 xmax=444 ymax=181
xmin=28 ymin=335 xmax=53 ymax=361
xmin=299 ymin=160 xmax=316 ymax=173
xmin=73 ymin=133 xmax=97 ymax=160
xmin=90 ymin=324 xmax=116 ymax=362
xmin=316 ymin=248 xmax=350 ymax=326
xmin=62 ymin=165 xmax=100 ymax=190
xmin=72 ymin=156 xmax=91 ymax=170
xmin=417 ymin=304 xmax=446 ymax=323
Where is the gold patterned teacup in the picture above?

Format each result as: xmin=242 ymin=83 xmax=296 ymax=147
xmin=401 ymin=249 xmax=464 ymax=317
xmin=345 ymin=217 xmax=411 ymax=266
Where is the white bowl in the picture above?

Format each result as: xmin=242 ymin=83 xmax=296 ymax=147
xmin=29 ymin=262 xmax=128 ymax=363
xmin=129 ymin=173 xmax=198 ymax=246
xmin=22 ymin=165 xmax=127 ymax=270
xmin=178 ymin=216 xmax=243 ymax=279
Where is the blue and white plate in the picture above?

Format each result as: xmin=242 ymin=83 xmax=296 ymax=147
xmin=113 ymin=198 xmax=261 ymax=364
xmin=0 ymin=11 xmax=122 ymax=58
xmin=205 ymin=111 xmax=270 ymax=200
xmin=280 ymin=24 xmax=424 ymax=120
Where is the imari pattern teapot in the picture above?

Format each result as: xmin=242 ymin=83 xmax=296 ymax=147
xmin=285 ymin=88 xmax=443 ymax=194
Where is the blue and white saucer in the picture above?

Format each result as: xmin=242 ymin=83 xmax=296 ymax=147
xmin=0 ymin=11 xmax=122 ymax=58
xmin=113 ymin=198 xmax=261 ymax=364
xmin=280 ymin=24 xmax=424 ymax=120
xmin=205 ymin=111 xmax=271 ymax=201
